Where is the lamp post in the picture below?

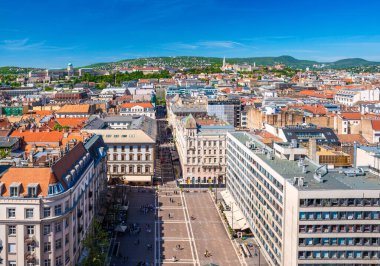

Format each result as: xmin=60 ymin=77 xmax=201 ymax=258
xmin=230 ymin=201 xmax=234 ymax=240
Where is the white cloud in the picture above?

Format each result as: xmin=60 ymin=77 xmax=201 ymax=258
xmin=0 ymin=38 xmax=76 ymax=52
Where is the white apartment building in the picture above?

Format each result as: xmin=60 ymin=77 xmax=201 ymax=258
xmin=119 ymin=102 xmax=155 ymax=119
xmin=334 ymin=88 xmax=380 ymax=106
xmin=82 ymin=116 xmax=156 ymax=184
xmin=226 ymin=132 xmax=380 ymax=266
xmin=0 ymin=137 xmax=107 ymax=266
xmin=174 ymin=114 xmax=234 ymax=184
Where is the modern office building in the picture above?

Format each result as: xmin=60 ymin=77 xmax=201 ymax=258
xmin=207 ymin=99 xmax=242 ymax=128
xmin=226 ymin=131 xmax=380 ymax=266
xmin=0 ymin=136 xmax=107 ymax=266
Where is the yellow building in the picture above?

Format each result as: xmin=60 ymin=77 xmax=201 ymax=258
xmin=317 ymin=145 xmax=352 ymax=167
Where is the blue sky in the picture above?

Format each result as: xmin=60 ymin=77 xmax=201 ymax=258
xmin=1 ymin=0 xmax=380 ymax=68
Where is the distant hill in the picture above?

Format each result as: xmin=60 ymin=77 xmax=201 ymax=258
xmin=227 ymin=56 xmax=319 ymax=68
xmin=329 ymin=58 xmax=380 ymax=68
xmin=0 ymin=66 xmax=40 ymax=75
xmin=2 ymin=56 xmax=380 ymax=73
xmin=82 ymin=55 xmax=380 ymax=70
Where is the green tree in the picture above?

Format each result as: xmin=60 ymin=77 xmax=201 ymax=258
xmin=80 ymin=221 xmax=109 ymax=266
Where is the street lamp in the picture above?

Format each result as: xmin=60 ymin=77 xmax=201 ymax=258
xmin=230 ymin=201 xmax=234 ymax=240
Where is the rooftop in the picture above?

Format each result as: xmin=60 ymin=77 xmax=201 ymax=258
xmin=230 ymin=132 xmax=380 ymax=191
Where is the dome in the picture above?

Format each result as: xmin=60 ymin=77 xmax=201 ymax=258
xmin=184 ymin=114 xmax=197 ymax=129
xmin=68 ymin=63 xmax=73 ymax=66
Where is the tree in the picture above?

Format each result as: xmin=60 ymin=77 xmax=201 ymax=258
xmin=80 ymin=221 xmax=109 ymax=266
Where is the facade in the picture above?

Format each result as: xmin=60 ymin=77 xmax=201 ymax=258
xmin=119 ymin=102 xmax=155 ymax=118
xmin=55 ymin=104 xmax=95 ymax=118
xmin=226 ymin=132 xmax=380 ymax=266
xmin=82 ymin=116 xmax=157 ymax=184
xmin=207 ymin=99 xmax=242 ymax=128
xmin=0 ymin=136 xmax=107 ymax=266
xmin=174 ymin=114 xmax=234 ymax=184
xmin=334 ymin=88 xmax=380 ymax=106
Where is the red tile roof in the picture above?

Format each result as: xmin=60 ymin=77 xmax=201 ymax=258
xmin=339 ymin=112 xmax=362 ymax=120
xmin=337 ymin=134 xmax=368 ymax=145
xmin=11 ymin=130 xmax=64 ymax=143
xmin=120 ymin=102 xmax=154 ymax=109
xmin=56 ymin=118 xmax=87 ymax=128
xmin=371 ymin=120 xmax=380 ymax=131
xmin=0 ymin=167 xmax=58 ymax=197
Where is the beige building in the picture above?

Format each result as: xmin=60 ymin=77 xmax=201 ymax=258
xmin=226 ymin=132 xmax=380 ymax=266
xmin=82 ymin=116 xmax=156 ymax=184
xmin=0 ymin=136 xmax=107 ymax=266
xmin=174 ymin=114 xmax=234 ymax=184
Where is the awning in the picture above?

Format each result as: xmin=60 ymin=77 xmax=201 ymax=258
xmin=124 ymin=175 xmax=152 ymax=182
xmin=114 ymin=225 xmax=127 ymax=232
xmin=221 ymin=190 xmax=250 ymax=231
xmin=119 ymin=205 xmax=129 ymax=211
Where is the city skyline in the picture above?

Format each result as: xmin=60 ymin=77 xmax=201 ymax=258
xmin=1 ymin=0 xmax=380 ymax=68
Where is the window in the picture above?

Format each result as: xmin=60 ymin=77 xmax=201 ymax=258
xmin=44 ymin=259 xmax=51 ymax=266
xmin=65 ymin=250 xmax=70 ymax=264
xmin=25 ymin=208 xmax=34 ymax=219
xmin=26 ymin=225 xmax=35 ymax=235
xmin=55 ymin=205 xmax=62 ymax=216
xmin=44 ymin=241 xmax=51 ymax=252
xmin=55 ymin=256 xmax=62 ymax=266
xmin=27 ymin=185 xmax=38 ymax=198
xmin=44 ymin=207 xmax=51 ymax=217
xmin=65 ymin=233 xmax=69 ymax=244
xmin=27 ymin=244 xmax=35 ymax=252
xmin=8 ymin=243 xmax=16 ymax=253
xmin=9 ymin=262 xmax=17 ymax=266
xmin=55 ymin=239 xmax=62 ymax=249
xmin=8 ymin=225 xmax=16 ymax=235
xmin=113 ymin=154 xmax=117 ymax=160
xmin=44 ymin=224 xmax=51 ymax=235
xmin=10 ymin=185 xmax=19 ymax=197
xmin=8 ymin=208 xmax=16 ymax=218
xmin=55 ymin=222 xmax=62 ymax=233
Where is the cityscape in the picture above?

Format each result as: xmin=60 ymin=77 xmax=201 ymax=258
xmin=1 ymin=1 xmax=380 ymax=266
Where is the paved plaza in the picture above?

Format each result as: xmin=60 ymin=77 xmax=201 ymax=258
xmin=184 ymin=191 xmax=242 ymax=266
xmin=111 ymin=187 xmax=156 ymax=266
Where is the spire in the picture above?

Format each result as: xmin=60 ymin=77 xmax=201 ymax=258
xmin=223 ymin=56 xmax=226 ymax=68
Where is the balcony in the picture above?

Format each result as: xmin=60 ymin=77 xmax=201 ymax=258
xmin=24 ymin=236 xmax=36 ymax=244
xmin=25 ymin=251 xmax=36 ymax=262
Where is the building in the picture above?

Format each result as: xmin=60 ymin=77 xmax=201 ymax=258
xmin=277 ymin=125 xmax=339 ymax=144
xmin=334 ymin=88 xmax=380 ymax=106
xmin=356 ymin=145 xmax=380 ymax=176
xmin=119 ymin=102 xmax=155 ymax=118
xmin=82 ymin=116 xmax=157 ymax=184
xmin=0 ymin=136 xmax=107 ymax=266
xmin=207 ymin=99 xmax=242 ymax=128
xmin=174 ymin=114 xmax=234 ymax=184
xmin=226 ymin=131 xmax=380 ymax=266
xmin=55 ymin=104 xmax=95 ymax=118
xmin=360 ymin=119 xmax=380 ymax=144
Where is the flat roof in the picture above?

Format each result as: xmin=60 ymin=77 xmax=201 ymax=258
xmin=230 ymin=132 xmax=380 ymax=191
